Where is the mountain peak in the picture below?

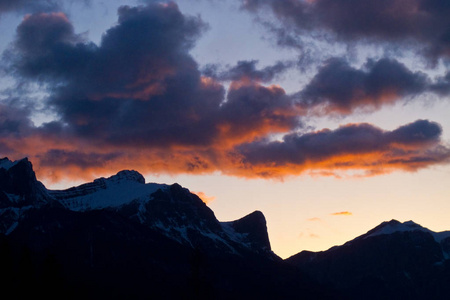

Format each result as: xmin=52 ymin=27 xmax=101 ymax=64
xmin=101 ymin=170 xmax=146 ymax=185
xmin=225 ymin=210 xmax=272 ymax=253
xmin=0 ymin=157 xmax=29 ymax=171
xmin=235 ymin=211 xmax=266 ymax=227
xmin=0 ymin=157 xmax=49 ymax=207
xmin=364 ymin=219 xmax=425 ymax=239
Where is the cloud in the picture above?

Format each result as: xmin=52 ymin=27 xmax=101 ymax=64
xmin=241 ymin=0 xmax=450 ymax=61
xmin=0 ymin=3 xmax=449 ymax=183
xmin=192 ymin=191 xmax=216 ymax=204
xmin=235 ymin=120 xmax=450 ymax=178
xmin=297 ymin=58 xmax=429 ymax=114
xmin=307 ymin=217 xmax=321 ymax=222
xmin=331 ymin=211 xmax=353 ymax=216
xmin=5 ymin=4 xmax=297 ymax=150
xmin=430 ymin=71 xmax=450 ymax=96
xmin=10 ymin=11 xmax=84 ymax=79
xmin=0 ymin=102 xmax=33 ymax=138
xmin=0 ymin=3 xmax=224 ymax=179
xmin=202 ymin=60 xmax=293 ymax=83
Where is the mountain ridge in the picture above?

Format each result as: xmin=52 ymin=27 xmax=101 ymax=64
xmin=1 ymin=157 xmax=329 ymax=299
xmin=0 ymin=157 xmax=276 ymax=258
xmin=286 ymin=219 xmax=450 ymax=299
xmin=1 ymin=156 xmax=450 ymax=299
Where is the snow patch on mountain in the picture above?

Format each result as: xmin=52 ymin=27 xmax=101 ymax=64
xmin=365 ymin=220 xmax=450 ymax=242
xmin=221 ymin=221 xmax=251 ymax=248
xmin=365 ymin=220 xmax=423 ymax=237
xmin=49 ymin=170 xmax=168 ymax=211
xmin=0 ymin=157 xmax=21 ymax=170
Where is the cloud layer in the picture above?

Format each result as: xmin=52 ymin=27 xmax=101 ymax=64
xmin=0 ymin=2 xmax=449 ymax=182
xmin=236 ymin=120 xmax=449 ymax=177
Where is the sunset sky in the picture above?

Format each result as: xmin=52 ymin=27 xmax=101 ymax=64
xmin=1 ymin=0 xmax=450 ymax=258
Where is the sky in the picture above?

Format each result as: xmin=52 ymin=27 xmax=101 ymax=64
xmin=0 ymin=0 xmax=450 ymax=259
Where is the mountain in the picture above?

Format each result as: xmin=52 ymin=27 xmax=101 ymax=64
xmin=0 ymin=157 xmax=50 ymax=208
xmin=286 ymin=219 xmax=450 ymax=299
xmin=0 ymin=157 xmax=273 ymax=257
xmin=0 ymin=157 xmax=326 ymax=299
xmin=3 ymin=156 xmax=450 ymax=299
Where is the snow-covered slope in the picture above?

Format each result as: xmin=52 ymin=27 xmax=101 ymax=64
xmin=49 ymin=170 xmax=168 ymax=211
xmin=286 ymin=219 xmax=450 ymax=298
xmin=364 ymin=219 xmax=450 ymax=244
xmin=0 ymin=157 xmax=21 ymax=170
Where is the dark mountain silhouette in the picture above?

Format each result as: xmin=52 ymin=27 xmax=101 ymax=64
xmin=1 ymin=157 xmax=450 ymax=299
xmin=286 ymin=220 xmax=450 ymax=299
xmin=0 ymin=157 xmax=327 ymax=299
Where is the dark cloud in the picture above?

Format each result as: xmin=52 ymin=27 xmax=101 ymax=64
xmin=298 ymin=58 xmax=429 ymax=113
xmin=387 ymin=119 xmax=442 ymax=146
xmin=236 ymin=120 xmax=450 ymax=177
xmin=10 ymin=12 xmax=86 ymax=80
xmin=218 ymin=81 xmax=297 ymax=142
xmin=37 ymin=149 xmax=124 ymax=169
xmin=202 ymin=60 xmax=293 ymax=83
xmin=5 ymin=3 xmax=297 ymax=150
xmin=241 ymin=0 xmax=450 ymax=61
xmin=9 ymin=3 xmax=216 ymax=147
xmin=0 ymin=102 xmax=33 ymax=138
xmin=429 ymin=71 xmax=450 ymax=96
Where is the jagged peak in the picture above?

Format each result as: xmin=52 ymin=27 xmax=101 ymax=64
xmin=95 ymin=170 xmax=146 ymax=185
xmin=149 ymin=183 xmax=205 ymax=206
xmin=365 ymin=219 xmax=423 ymax=237
xmin=226 ymin=210 xmax=271 ymax=252
xmin=169 ymin=183 xmax=183 ymax=191
xmin=0 ymin=157 xmax=50 ymax=207
xmin=0 ymin=157 xmax=30 ymax=171
xmin=234 ymin=211 xmax=266 ymax=227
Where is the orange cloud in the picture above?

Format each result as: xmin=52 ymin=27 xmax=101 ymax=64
xmin=307 ymin=217 xmax=321 ymax=222
xmin=192 ymin=191 xmax=216 ymax=204
xmin=331 ymin=211 xmax=353 ymax=216
xmin=1 ymin=117 xmax=449 ymax=188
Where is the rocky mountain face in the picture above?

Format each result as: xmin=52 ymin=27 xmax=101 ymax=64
xmin=0 ymin=157 xmax=50 ymax=208
xmin=0 ymin=157 xmax=273 ymax=257
xmin=286 ymin=220 xmax=450 ymax=299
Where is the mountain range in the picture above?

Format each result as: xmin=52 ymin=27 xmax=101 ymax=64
xmin=1 ymin=157 xmax=449 ymax=299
